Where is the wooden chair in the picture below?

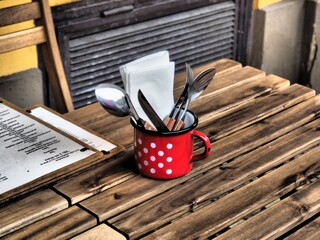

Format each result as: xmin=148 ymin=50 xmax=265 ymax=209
xmin=0 ymin=0 xmax=74 ymax=113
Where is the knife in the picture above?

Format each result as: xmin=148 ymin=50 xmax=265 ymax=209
xmin=138 ymin=89 xmax=169 ymax=132
xmin=124 ymin=93 xmax=156 ymax=131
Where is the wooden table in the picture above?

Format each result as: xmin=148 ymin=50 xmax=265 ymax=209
xmin=1 ymin=58 xmax=320 ymax=239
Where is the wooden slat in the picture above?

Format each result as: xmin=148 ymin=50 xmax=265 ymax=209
xmin=70 ymin=224 xmax=126 ymax=240
xmin=197 ymin=94 xmax=320 ymax=168
xmin=0 ymin=189 xmax=68 ymax=237
xmin=0 ymin=2 xmax=41 ymax=27
xmin=40 ymin=0 xmax=74 ymax=113
xmin=141 ymin=145 xmax=320 ymax=239
xmin=0 ymin=27 xmax=46 ymax=54
xmin=109 ymin=116 xmax=320 ymax=239
xmin=206 ymin=65 xmax=265 ymax=93
xmin=53 ymin=151 xmax=136 ymax=204
xmin=79 ymin=91 xmax=319 ymax=223
xmin=199 ymin=84 xmax=315 ymax=140
xmin=2 ymin=206 xmax=97 ymax=240
xmin=173 ymin=58 xmax=242 ymax=89
xmin=190 ymin=74 xmax=290 ymax=119
xmin=174 ymin=65 xmax=265 ymax=99
xmin=284 ymin=215 xmax=320 ymax=240
xmin=215 ymin=180 xmax=320 ymax=240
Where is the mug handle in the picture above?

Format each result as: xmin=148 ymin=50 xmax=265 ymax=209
xmin=191 ymin=130 xmax=211 ymax=161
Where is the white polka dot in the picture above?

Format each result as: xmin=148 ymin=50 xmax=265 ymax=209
xmin=150 ymin=142 xmax=156 ymax=148
xmin=158 ymin=163 xmax=164 ymax=168
xmin=143 ymin=160 xmax=148 ymax=166
xmin=167 ymin=143 xmax=173 ymax=149
xmin=166 ymin=157 xmax=172 ymax=162
xmin=166 ymin=169 xmax=172 ymax=175
xmin=138 ymin=138 xmax=142 ymax=144
xmin=143 ymin=148 xmax=148 ymax=153
xmin=150 ymin=168 xmax=156 ymax=174
xmin=138 ymin=163 xmax=142 ymax=169
xmin=150 ymin=156 xmax=156 ymax=161
xmin=138 ymin=151 xmax=142 ymax=157
xmin=158 ymin=151 xmax=164 ymax=156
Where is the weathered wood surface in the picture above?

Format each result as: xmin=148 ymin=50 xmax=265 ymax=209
xmin=0 ymin=2 xmax=41 ymax=27
xmin=53 ymin=150 xmax=136 ymax=204
xmin=215 ymin=179 xmax=320 ymax=240
xmin=78 ymin=86 xmax=316 ymax=223
xmin=109 ymin=116 xmax=320 ymax=239
xmin=70 ymin=224 xmax=126 ymax=240
xmin=2 ymin=206 xmax=97 ymax=240
xmin=173 ymin=58 xmax=242 ymax=89
xmin=3 ymin=59 xmax=320 ymax=239
xmin=189 ymin=74 xmax=289 ymax=119
xmin=197 ymin=84 xmax=315 ymax=140
xmin=284 ymin=215 xmax=320 ymax=240
xmin=141 ymin=145 xmax=320 ymax=240
xmin=0 ymin=189 xmax=68 ymax=237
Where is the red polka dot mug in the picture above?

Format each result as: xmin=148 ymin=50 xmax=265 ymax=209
xmin=132 ymin=110 xmax=211 ymax=179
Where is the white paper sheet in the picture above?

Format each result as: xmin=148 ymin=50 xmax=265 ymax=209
xmin=30 ymin=107 xmax=117 ymax=152
xmin=0 ymin=103 xmax=96 ymax=195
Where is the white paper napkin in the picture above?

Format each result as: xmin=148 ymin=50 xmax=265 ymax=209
xmin=119 ymin=51 xmax=175 ymax=124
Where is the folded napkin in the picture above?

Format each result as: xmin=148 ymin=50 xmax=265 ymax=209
xmin=119 ymin=51 xmax=175 ymax=125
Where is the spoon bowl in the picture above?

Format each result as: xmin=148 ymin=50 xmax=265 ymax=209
xmin=95 ymin=83 xmax=130 ymax=117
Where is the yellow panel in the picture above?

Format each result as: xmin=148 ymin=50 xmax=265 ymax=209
xmin=0 ymin=0 xmax=79 ymax=76
xmin=49 ymin=0 xmax=80 ymax=7
xmin=253 ymin=0 xmax=282 ymax=9
xmin=0 ymin=0 xmax=38 ymax=76
xmin=0 ymin=47 xmax=38 ymax=76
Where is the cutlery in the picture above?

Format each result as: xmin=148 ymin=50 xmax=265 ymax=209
xmin=95 ymin=83 xmax=155 ymax=130
xmin=164 ymin=63 xmax=194 ymax=130
xmin=172 ymin=67 xmax=216 ymax=131
xmin=138 ymin=89 xmax=169 ymax=132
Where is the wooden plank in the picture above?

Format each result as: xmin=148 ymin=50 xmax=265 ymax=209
xmin=0 ymin=2 xmax=41 ymax=27
xmin=2 ymin=206 xmax=97 ymax=240
xmin=198 ymin=84 xmax=315 ymax=140
xmin=215 ymin=180 xmax=320 ymax=240
xmin=53 ymin=150 xmax=136 ymax=204
xmin=195 ymin=94 xmax=320 ymax=169
xmin=173 ymin=58 xmax=242 ymax=89
xmin=109 ymin=116 xmax=320 ymax=239
xmin=196 ymin=65 xmax=265 ymax=96
xmin=190 ymin=74 xmax=289 ymax=119
xmin=70 ymin=224 xmax=126 ymax=240
xmin=40 ymin=0 xmax=75 ymax=113
xmin=0 ymin=27 xmax=46 ymax=54
xmin=0 ymin=189 xmax=68 ymax=237
xmin=173 ymin=66 xmax=265 ymax=99
xmin=79 ymin=93 xmax=320 ymax=223
xmin=141 ymin=145 xmax=320 ymax=239
xmin=284 ymin=215 xmax=320 ymax=240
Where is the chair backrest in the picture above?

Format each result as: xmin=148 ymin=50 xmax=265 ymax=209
xmin=0 ymin=0 xmax=74 ymax=113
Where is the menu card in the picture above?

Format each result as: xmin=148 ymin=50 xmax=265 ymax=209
xmin=29 ymin=106 xmax=117 ymax=152
xmin=0 ymin=101 xmax=98 ymax=195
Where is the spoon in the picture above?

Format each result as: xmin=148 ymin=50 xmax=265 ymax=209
xmin=95 ymin=83 xmax=155 ymax=130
